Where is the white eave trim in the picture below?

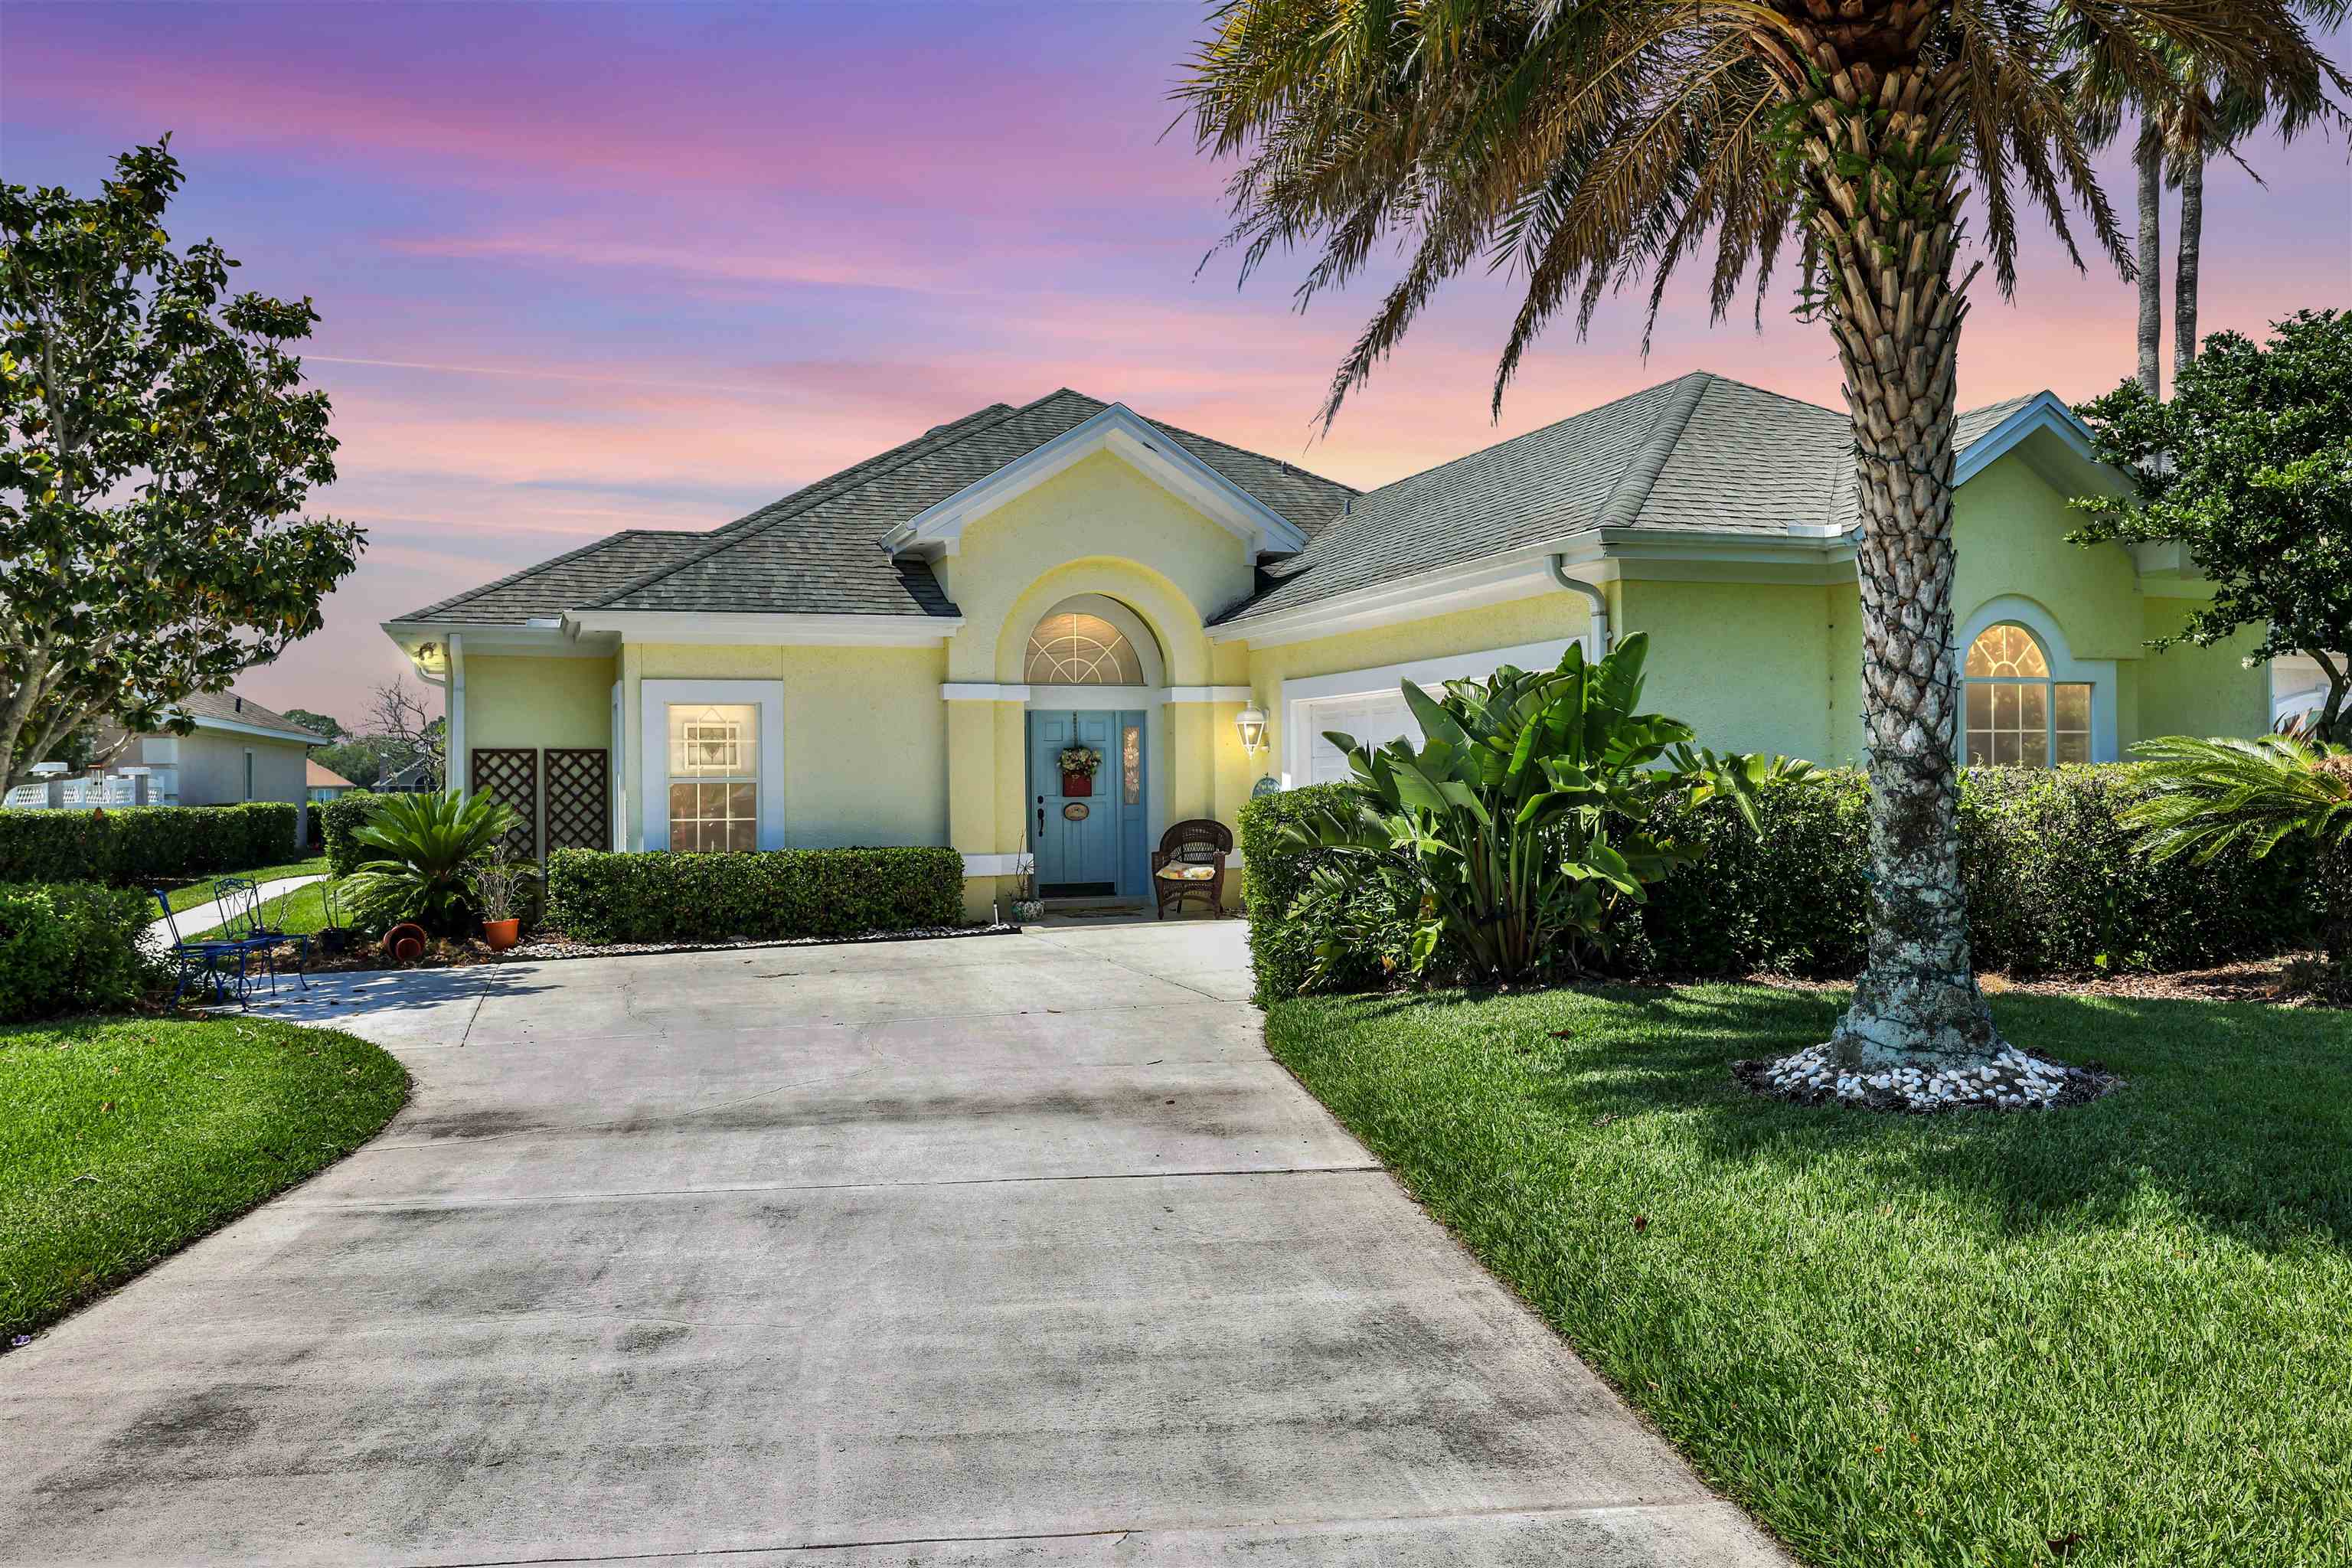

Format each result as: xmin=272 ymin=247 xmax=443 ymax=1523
xmin=878 ymin=403 xmax=1310 ymax=563
xmin=1210 ymin=544 xmax=1584 ymax=648
xmin=1952 ymin=393 xmax=2100 ymax=488
xmin=165 ymin=711 xmax=322 ymax=746
xmin=564 ymin=610 xmax=963 ymax=646
xmin=380 ymin=619 xmax=612 ymax=659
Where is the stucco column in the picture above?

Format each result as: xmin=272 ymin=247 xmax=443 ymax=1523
xmin=946 ymin=697 xmax=999 ymax=920
xmin=1163 ymin=701 xmax=1216 ymax=826
xmin=1210 ymin=700 xmax=1259 ymax=910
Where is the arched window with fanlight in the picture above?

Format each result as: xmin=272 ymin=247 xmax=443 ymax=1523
xmin=1025 ymin=612 xmax=1145 ymax=685
xmin=1965 ymin=624 xmax=2091 ymax=767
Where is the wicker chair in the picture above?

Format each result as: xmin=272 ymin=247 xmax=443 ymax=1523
xmin=1150 ymin=818 xmax=1232 ymax=919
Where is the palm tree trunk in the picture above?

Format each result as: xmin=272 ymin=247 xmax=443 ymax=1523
xmin=2174 ymin=146 xmax=2204 ymax=380
xmin=1782 ymin=29 xmax=2024 ymax=1083
xmin=2136 ymin=126 xmax=2164 ymax=397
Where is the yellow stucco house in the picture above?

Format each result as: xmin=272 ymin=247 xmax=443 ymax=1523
xmin=383 ymin=373 xmax=2270 ymax=918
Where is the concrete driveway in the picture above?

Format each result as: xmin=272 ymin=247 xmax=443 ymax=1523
xmin=0 ymin=920 xmax=1784 ymax=1566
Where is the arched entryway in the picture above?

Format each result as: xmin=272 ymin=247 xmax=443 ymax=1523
xmin=1023 ymin=596 xmax=1161 ymax=897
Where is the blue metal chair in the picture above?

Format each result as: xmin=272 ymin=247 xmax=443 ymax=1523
xmin=214 ymin=877 xmax=309 ymax=995
xmin=148 ymin=888 xmax=273 ymax=1006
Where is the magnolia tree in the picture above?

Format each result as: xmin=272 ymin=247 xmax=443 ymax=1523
xmin=0 ymin=139 xmax=362 ymax=789
xmin=2072 ymin=309 xmax=2352 ymax=738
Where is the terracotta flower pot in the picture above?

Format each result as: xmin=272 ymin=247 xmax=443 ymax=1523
xmin=381 ymin=923 xmax=429 ymax=963
xmin=482 ymin=917 xmax=521 ymax=951
xmin=1062 ymin=771 xmax=1093 ymax=797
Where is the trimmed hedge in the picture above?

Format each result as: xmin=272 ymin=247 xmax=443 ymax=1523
xmin=318 ymin=789 xmax=381 ymax=875
xmin=1243 ymin=765 xmax=2319 ymax=998
xmin=546 ymin=846 xmax=968 ymax=943
xmin=0 ymin=883 xmax=155 ymax=1021
xmin=0 ymin=804 xmax=299 ymax=888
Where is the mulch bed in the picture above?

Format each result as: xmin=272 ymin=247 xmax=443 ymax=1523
xmin=1743 ymin=951 xmax=2340 ymax=1008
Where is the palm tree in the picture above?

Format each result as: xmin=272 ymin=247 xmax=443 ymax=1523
xmin=2066 ymin=10 xmax=2347 ymax=394
xmin=1181 ymin=0 xmax=2341 ymax=1095
xmin=2128 ymin=733 xmax=2352 ymax=974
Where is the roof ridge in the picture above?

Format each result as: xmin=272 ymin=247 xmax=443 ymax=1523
xmin=707 ymin=400 xmax=1019 ymax=536
xmin=1684 ymin=370 xmax=1841 ymax=421
xmin=393 ymin=527 xmax=663 ymax=624
xmin=581 ymin=396 xmax=1041 ymax=611
xmin=1595 ymin=371 xmax=1714 ymax=530
xmin=1348 ymin=373 xmax=1702 ymax=511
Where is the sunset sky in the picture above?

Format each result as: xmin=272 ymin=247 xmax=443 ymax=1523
xmin=5 ymin=2 xmax=2346 ymax=728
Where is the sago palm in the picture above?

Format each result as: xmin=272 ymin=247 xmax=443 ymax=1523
xmin=1181 ymin=0 xmax=2341 ymax=1096
xmin=2127 ymin=733 xmax=2352 ymax=964
xmin=344 ymin=790 xmax=520 ymax=936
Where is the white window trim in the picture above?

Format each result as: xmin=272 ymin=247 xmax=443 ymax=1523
xmin=639 ymin=678 xmax=786 ymax=851
xmin=1276 ymin=637 xmax=1589 ymax=787
xmin=939 ymin=683 xmax=1250 ymax=708
xmin=1955 ymin=596 xmax=2118 ymax=764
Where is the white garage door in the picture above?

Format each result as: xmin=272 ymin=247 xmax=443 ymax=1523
xmin=1300 ymin=692 xmax=1419 ymax=786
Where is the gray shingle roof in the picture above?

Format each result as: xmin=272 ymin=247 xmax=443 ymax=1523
xmin=394 ymin=530 xmax=707 ymax=626
xmin=397 ymin=374 xmax=2053 ymax=632
xmin=1955 ymin=393 xmax=2040 ymax=450
xmin=172 ymin=689 xmax=325 ymax=743
xmin=395 ymin=389 xmax=1356 ymax=624
xmin=1214 ymin=374 xmax=2044 ymax=627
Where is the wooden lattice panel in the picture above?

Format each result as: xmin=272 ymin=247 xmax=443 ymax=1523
xmin=543 ymin=748 xmax=610 ymax=854
xmin=469 ymin=747 xmax=539 ymax=861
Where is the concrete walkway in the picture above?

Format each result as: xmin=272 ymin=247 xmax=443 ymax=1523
xmin=0 ymin=919 xmax=1785 ymax=1566
xmin=144 ymin=871 xmax=327 ymax=947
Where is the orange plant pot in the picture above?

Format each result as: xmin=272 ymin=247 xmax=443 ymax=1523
xmin=381 ymin=923 xmax=429 ymax=963
xmin=482 ymin=917 xmax=521 ymax=951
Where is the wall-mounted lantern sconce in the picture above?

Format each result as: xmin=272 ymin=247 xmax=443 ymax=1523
xmin=1235 ymin=704 xmax=1269 ymax=757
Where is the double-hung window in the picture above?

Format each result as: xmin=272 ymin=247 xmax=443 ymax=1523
xmin=666 ymin=703 xmax=758 ymax=852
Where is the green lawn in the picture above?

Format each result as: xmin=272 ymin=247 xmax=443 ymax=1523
xmin=1263 ymin=984 xmax=2352 ymax=1567
xmin=156 ymin=855 xmax=329 ymax=915
xmin=187 ymin=875 xmax=337 ymax=941
xmin=0 ymin=1016 xmax=407 ymax=1342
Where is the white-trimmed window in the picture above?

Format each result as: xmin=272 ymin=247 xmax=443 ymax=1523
xmin=1965 ymin=624 xmax=2090 ymax=767
xmin=1025 ymin=612 xmax=1145 ymax=685
xmin=666 ymin=703 xmax=758 ymax=852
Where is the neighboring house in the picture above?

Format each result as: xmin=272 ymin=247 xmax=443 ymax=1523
xmin=106 ymin=690 xmax=322 ymax=808
xmin=381 ymin=374 xmax=2274 ymax=916
xmin=307 ymin=760 xmax=358 ymax=803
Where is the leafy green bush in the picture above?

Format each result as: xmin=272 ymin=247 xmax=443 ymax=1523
xmin=1250 ymin=763 xmax=2317 ymax=997
xmin=1962 ymin=763 xmax=2314 ymax=975
xmin=1241 ymin=782 xmax=1403 ymax=1001
xmin=0 ymin=804 xmax=298 ymax=887
xmin=0 ymin=883 xmax=155 ymax=1021
xmin=547 ymin=846 xmax=966 ymax=943
xmin=318 ymin=790 xmax=379 ymax=875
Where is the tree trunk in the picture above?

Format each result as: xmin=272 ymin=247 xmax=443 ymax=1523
xmin=1775 ymin=17 xmax=2029 ymax=1087
xmin=2174 ymin=146 xmax=2204 ymax=381
xmin=2136 ymin=127 xmax=2164 ymax=397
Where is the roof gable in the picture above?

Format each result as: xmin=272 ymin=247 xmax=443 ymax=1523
xmin=877 ymin=401 xmax=1308 ymax=563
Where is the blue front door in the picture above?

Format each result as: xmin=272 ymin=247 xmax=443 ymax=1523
xmin=1029 ymin=710 xmax=1141 ymax=896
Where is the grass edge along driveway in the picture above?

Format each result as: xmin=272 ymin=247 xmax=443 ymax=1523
xmin=2 ymin=1014 xmax=409 ymax=1343
xmin=1263 ymin=983 xmax=2350 ymax=1568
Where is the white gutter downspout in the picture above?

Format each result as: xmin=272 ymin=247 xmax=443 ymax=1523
xmin=446 ymin=632 xmax=465 ymax=797
xmin=1548 ymin=556 xmax=1611 ymax=655
xmin=410 ymin=633 xmax=465 ymax=795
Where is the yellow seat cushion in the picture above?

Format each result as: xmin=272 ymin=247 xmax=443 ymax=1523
xmin=1156 ymin=863 xmax=1219 ymax=881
